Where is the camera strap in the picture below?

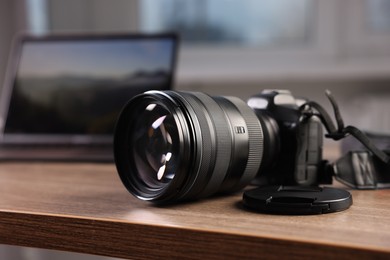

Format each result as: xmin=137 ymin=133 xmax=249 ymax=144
xmin=300 ymin=91 xmax=390 ymax=164
xmin=299 ymin=90 xmax=390 ymax=189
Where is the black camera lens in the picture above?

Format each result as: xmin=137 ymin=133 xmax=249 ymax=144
xmin=114 ymin=91 xmax=264 ymax=202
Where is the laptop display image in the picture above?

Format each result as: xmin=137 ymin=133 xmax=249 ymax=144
xmin=0 ymin=33 xmax=178 ymax=161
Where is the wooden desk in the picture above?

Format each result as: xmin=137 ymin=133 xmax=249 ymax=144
xmin=0 ymin=162 xmax=389 ymax=259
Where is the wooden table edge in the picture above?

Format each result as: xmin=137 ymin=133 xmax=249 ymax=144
xmin=0 ymin=210 xmax=388 ymax=259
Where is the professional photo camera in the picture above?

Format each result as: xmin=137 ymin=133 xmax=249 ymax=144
xmin=114 ymin=89 xmax=390 ymax=204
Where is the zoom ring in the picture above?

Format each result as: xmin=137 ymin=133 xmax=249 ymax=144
xmin=225 ymin=97 xmax=264 ymax=187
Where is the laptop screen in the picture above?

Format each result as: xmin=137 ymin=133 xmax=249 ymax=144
xmin=0 ymin=34 xmax=177 ymax=144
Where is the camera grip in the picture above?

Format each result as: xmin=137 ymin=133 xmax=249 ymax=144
xmin=295 ymin=117 xmax=323 ymax=185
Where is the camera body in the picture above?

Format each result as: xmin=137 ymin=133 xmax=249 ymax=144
xmin=248 ymin=90 xmax=325 ymax=186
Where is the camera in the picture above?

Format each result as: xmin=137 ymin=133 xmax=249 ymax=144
xmin=114 ymin=89 xmax=333 ymax=203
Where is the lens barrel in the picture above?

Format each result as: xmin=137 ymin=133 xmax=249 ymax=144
xmin=114 ymin=91 xmax=264 ymax=203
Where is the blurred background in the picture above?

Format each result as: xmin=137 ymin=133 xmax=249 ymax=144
xmin=1 ymin=0 xmax=390 ymax=259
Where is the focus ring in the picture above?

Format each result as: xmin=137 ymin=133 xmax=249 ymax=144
xmin=189 ymin=92 xmax=232 ymax=198
xmin=180 ymin=92 xmax=232 ymax=198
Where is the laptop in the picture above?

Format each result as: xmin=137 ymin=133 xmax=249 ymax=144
xmin=0 ymin=33 xmax=178 ymax=162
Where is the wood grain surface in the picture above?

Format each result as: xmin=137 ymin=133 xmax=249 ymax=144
xmin=0 ymin=162 xmax=389 ymax=259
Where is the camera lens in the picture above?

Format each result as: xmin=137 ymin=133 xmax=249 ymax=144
xmin=114 ymin=91 xmax=264 ymax=202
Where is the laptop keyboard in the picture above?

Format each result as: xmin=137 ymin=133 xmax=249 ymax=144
xmin=0 ymin=143 xmax=114 ymax=162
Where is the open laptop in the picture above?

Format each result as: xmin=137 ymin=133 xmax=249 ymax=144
xmin=0 ymin=33 xmax=178 ymax=162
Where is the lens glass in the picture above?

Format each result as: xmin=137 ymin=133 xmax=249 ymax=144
xmin=130 ymin=102 xmax=180 ymax=189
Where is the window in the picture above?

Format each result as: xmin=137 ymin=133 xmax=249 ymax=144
xmin=139 ymin=0 xmax=337 ymax=83
xmin=367 ymin=0 xmax=390 ymax=32
xmin=141 ymin=0 xmax=313 ymax=47
xmin=26 ymin=0 xmax=48 ymax=34
xmin=24 ymin=0 xmax=390 ymax=84
xmin=343 ymin=0 xmax=390 ymax=59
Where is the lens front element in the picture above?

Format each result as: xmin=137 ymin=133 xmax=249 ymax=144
xmin=131 ymin=103 xmax=179 ymax=189
xmin=114 ymin=94 xmax=188 ymax=201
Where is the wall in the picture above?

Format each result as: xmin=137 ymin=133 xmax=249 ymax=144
xmin=0 ymin=0 xmax=15 ymax=91
xmin=0 ymin=0 xmax=28 ymax=92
